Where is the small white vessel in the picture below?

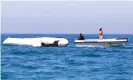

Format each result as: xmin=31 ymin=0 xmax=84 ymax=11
xmin=75 ymin=38 xmax=128 ymax=47
xmin=3 ymin=37 xmax=68 ymax=47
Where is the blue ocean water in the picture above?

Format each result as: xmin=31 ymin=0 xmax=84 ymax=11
xmin=1 ymin=34 xmax=133 ymax=80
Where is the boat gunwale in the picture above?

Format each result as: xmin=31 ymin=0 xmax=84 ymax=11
xmin=75 ymin=38 xmax=128 ymax=43
xmin=74 ymin=41 xmax=127 ymax=43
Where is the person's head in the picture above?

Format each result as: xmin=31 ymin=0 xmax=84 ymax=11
xmin=99 ymin=28 xmax=102 ymax=31
xmin=80 ymin=33 xmax=82 ymax=36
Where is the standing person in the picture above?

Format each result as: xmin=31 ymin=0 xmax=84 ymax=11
xmin=78 ymin=33 xmax=85 ymax=40
xmin=99 ymin=28 xmax=103 ymax=40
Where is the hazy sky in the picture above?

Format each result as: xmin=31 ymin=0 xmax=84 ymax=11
xmin=1 ymin=1 xmax=133 ymax=34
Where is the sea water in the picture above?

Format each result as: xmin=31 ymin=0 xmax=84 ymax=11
xmin=1 ymin=34 xmax=133 ymax=80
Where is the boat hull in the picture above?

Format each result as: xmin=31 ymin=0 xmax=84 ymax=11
xmin=75 ymin=38 xmax=128 ymax=47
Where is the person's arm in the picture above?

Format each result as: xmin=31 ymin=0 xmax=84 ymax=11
xmin=78 ymin=36 xmax=81 ymax=40
xmin=99 ymin=31 xmax=101 ymax=35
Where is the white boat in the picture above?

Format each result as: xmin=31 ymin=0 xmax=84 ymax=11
xmin=75 ymin=38 xmax=128 ymax=47
xmin=3 ymin=37 xmax=68 ymax=47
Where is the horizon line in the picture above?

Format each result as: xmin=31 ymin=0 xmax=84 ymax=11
xmin=1 ymin=33 xmax=133 ymax=35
